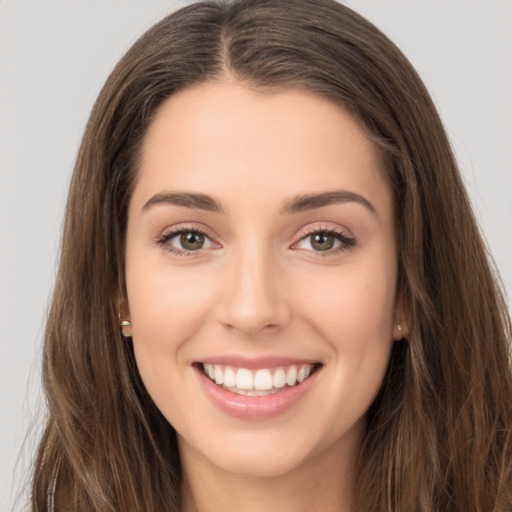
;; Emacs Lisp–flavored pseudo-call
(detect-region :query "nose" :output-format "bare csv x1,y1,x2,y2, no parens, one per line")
216,243,291,337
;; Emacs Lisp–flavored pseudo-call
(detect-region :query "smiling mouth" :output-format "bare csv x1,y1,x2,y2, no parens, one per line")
198,362,321,396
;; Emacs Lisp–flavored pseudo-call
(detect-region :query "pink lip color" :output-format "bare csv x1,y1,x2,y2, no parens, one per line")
195,365,319,420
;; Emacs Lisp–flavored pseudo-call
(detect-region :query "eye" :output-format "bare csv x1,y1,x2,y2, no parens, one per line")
294,229,356,254
177,231,206,251
156,227,217,255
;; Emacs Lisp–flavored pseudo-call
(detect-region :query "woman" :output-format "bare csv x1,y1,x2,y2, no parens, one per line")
32,0,512,510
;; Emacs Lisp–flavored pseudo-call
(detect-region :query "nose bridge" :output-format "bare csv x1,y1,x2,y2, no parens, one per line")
219,235,289,336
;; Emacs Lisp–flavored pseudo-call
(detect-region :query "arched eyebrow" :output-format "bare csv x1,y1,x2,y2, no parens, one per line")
281,191,376,215
141,190,376,215
142,192,225,213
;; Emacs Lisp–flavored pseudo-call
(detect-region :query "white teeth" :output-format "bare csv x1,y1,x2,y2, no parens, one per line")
204,363,215,380
297,365,312,382
254,369,273,390
214,365,224,385
224,367,236,387
286,366,297,386
272,367,287,388
236,368,253,390
202,363,316,392
234,389,279,397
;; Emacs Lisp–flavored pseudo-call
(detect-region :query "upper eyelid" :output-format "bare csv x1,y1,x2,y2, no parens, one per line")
291,225,356,252
159,223,215,239
155,224,218,249
294,223,354,239
156,227,219,257
155,222,354,246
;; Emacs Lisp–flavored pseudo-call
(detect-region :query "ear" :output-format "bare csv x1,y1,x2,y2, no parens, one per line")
392,293,410,341
118,297,133,338
392,322,407,341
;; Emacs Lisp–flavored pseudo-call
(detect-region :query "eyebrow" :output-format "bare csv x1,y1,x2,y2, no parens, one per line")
142,192,225,213
141,189,376,216
281,190,376,215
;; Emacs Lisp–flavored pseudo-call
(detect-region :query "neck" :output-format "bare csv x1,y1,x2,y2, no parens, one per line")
179,432,361,512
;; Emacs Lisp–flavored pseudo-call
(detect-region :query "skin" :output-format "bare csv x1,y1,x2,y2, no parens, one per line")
123,79,404,512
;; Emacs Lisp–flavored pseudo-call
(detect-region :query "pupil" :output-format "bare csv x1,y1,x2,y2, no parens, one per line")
181,232,204,250
311,233,334,251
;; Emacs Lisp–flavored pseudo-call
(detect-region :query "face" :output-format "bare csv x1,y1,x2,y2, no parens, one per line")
124,80,402,479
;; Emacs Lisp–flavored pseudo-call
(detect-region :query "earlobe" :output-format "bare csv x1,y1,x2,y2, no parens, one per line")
393,322,407,340
121,319,133,338
393,294,410,340
118,298,133,338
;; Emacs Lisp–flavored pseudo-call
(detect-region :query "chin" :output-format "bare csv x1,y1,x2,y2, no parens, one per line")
198,442,314,478
177,415,364,481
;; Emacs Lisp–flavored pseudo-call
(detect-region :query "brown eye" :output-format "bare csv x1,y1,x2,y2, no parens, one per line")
310,233,335,251
294,229,356,254
180,232,205,250
157,228,216,255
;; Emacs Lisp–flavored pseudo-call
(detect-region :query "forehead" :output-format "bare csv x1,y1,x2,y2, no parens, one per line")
133,80,391,217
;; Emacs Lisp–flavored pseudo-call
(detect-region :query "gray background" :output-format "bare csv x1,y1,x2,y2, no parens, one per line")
1,1,511,510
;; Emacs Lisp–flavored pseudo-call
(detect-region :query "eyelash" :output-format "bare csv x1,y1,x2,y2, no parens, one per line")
155,225,212,257
155,226,356,257
294,227,356,256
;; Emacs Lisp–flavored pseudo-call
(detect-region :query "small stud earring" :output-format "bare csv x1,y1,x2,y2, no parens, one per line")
397,324,402,332
121,320,132,337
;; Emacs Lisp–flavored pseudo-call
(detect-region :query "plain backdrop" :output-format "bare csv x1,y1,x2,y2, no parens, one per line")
1,1,511,510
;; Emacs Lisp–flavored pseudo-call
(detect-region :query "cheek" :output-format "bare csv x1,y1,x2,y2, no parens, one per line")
302,260,397,343
126,258,217,350
296,256,397,405
124,252,218,411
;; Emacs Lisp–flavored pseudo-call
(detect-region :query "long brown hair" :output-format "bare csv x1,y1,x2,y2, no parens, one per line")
32,1,512,510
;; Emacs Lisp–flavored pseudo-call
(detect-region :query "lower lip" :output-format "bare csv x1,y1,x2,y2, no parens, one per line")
195,366,319,420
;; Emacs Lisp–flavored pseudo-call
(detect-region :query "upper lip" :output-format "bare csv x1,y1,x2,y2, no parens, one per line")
195,355,320,370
